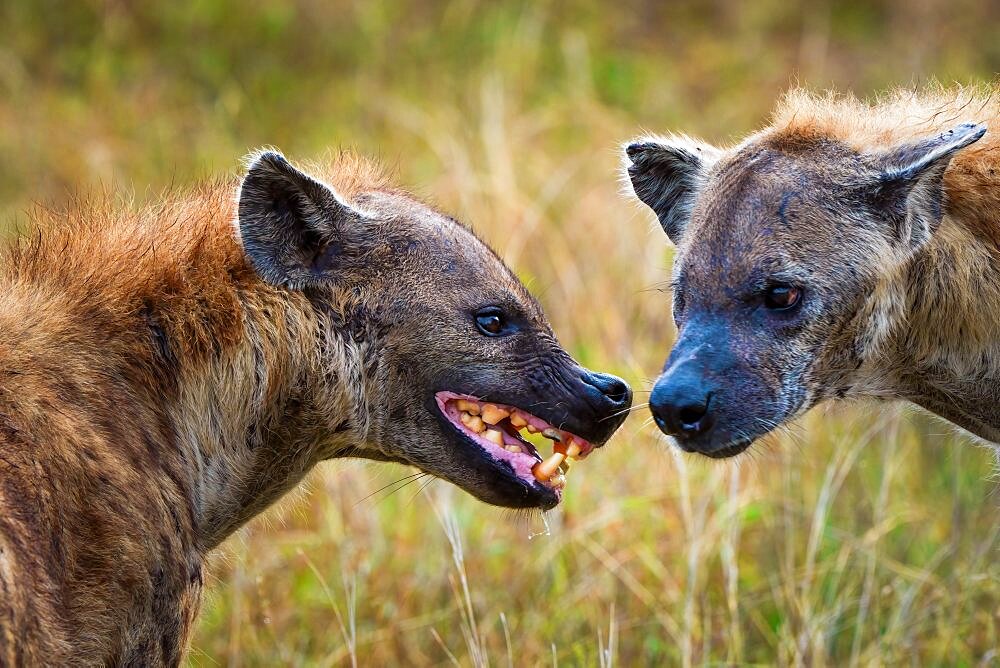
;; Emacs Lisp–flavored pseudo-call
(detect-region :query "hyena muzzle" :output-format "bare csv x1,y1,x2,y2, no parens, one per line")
624,87,999,458
0,150,630,664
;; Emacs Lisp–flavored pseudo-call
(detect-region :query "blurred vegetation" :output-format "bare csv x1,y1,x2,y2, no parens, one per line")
2,0,1000,665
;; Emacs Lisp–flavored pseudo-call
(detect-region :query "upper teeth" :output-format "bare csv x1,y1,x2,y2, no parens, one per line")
460,412,486,434
480,404,511,425
450,396,589,488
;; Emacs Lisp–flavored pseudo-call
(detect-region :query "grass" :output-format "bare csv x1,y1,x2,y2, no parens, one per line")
1,1,1000,664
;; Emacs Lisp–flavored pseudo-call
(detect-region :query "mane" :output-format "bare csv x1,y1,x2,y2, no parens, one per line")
0,150,393,296
0,151,394,365
767,84,1000,229
769,84,1000,151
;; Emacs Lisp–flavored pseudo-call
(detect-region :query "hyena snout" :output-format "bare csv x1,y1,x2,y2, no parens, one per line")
649,360,719,450
649,332,767,458
576,370,632,442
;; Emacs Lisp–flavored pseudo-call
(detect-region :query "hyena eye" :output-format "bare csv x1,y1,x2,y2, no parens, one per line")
764,284,802,311
474,307,506,336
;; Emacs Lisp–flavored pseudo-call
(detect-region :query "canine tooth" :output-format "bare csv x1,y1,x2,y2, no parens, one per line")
526,424,540,434
549,473,566,488
541,428,562,442
505,444,523,453
531,452,565,481
555,439,582,458
456,399,480,415
484,427,505,446
460,412,486,433
509,412,527,428
480,404,511,425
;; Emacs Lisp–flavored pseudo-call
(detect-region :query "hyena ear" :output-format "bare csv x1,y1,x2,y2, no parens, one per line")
624,137,720,244
871,122,987,248
237,150,369,289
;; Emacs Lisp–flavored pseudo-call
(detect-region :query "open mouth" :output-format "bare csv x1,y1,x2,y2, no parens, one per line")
435,391,596,498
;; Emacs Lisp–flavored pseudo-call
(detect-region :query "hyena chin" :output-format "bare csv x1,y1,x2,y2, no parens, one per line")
624,86,1000,459
0,150,630,664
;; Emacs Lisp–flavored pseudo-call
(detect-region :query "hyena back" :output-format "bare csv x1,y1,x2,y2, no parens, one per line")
625,87,999,457
0,151,630,664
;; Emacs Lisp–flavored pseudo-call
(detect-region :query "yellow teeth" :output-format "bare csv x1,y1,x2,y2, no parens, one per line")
460,412,486,434
484,427,505,446
531,452,565,482
480,404,511,425
449,397,590,490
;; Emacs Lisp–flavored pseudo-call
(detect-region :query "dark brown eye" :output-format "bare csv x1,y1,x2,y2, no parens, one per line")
474,308,505,336
764,285,802,311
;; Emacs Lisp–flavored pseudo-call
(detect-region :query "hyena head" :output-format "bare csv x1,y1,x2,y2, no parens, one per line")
237,151,631,509
624,121,986,458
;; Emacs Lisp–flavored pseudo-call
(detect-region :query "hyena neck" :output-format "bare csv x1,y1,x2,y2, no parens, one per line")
159,247,375,551
878,218,1000,441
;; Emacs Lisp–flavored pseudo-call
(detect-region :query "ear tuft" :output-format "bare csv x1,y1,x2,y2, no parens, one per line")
237,149,367,289
880,122,986,182
623,136,719,244
872,122,987,248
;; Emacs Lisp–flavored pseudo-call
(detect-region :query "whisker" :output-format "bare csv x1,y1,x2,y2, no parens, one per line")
354,471,427,505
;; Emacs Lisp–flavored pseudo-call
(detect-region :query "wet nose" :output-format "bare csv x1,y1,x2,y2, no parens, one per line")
581,371,632,411
649,372,715,440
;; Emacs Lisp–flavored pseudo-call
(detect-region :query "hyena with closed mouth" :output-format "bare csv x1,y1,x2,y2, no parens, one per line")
624,87,999,458
0,150,631,664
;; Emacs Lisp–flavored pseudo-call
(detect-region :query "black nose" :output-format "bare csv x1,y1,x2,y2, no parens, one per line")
581,371,632,410
649,374,715,439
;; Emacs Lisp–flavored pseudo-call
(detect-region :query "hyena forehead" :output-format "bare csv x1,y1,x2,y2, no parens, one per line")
358,190,543,311
635,119,988,299
678,138,882,281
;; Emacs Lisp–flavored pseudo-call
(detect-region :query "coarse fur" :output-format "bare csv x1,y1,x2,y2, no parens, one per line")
625,84,1000,456
0,151,629,664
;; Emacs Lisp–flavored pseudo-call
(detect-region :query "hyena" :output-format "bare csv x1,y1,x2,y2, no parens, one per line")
0,150,631,664
624,87,999,457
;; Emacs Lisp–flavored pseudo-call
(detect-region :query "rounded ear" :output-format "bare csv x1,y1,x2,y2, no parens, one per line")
623,136,720,244
237,150,369,289
870,122,987,249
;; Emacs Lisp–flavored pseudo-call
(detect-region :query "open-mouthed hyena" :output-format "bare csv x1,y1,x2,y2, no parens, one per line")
624,87,999,458
0,150,631,664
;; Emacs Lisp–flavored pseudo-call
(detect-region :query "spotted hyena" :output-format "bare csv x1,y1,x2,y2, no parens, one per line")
624,87,999,457
0,150,631,664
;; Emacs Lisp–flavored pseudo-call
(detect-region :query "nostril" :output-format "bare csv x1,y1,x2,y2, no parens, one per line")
582,372,632,407
650,379,714,438
603,379,630,404
677,404,706,427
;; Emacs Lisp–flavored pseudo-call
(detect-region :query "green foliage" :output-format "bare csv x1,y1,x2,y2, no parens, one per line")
1,1,999,664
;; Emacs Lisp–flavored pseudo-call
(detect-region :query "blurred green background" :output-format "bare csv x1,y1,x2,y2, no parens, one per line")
2,1,999,665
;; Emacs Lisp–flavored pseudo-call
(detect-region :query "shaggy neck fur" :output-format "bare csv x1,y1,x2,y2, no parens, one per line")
0,172,383,553
886,219,1000,441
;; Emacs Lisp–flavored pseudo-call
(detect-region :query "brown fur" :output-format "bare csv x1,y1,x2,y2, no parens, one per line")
0,151,630,664
626,85,1000,456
